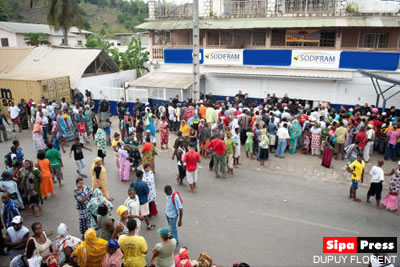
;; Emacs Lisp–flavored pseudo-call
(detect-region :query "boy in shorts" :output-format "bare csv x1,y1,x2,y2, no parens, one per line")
183,144,201,193
69,137,92,177
347,154,365,202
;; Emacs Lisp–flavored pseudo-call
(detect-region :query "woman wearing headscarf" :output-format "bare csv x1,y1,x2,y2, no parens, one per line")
94,129,107,165
101,239,123,267
160,116,169,149
72,228,107,267
142,137,158,172
32,120,47,151
150,227,177,267
87,188,113,229
63,109,76,142
145,111,156,141
54,223,82,265
0,170,24,209
310,122,322,156
199,120,211,157
112,205,129,239
17,160,42,216
288,118,302,154
90,157,111,201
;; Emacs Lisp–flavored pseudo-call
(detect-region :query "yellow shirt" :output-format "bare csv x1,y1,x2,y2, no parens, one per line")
118,235,148,267
334,126,348,144
180,124,190,137
348,160,365,180
112,139,120,157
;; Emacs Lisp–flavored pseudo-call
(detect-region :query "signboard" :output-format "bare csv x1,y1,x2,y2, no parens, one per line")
291,50,341,69
285,30,320,43
203,49,243,65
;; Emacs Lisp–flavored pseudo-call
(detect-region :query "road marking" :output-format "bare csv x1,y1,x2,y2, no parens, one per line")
251,211,359,234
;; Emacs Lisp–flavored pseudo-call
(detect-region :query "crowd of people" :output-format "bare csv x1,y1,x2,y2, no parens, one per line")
0,88,399,266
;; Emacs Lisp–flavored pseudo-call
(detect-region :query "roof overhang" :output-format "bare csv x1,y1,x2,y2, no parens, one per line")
137,16,400,30
204,66,353,80
128,72,195,89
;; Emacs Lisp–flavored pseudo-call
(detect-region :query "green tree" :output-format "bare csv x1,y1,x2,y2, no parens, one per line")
85,34,111,51
24,33,51,46
114,37,149,77
0,0,8,21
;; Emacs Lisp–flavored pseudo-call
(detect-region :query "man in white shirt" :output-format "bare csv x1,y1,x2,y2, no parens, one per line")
364,124,375,162
8,102,21,132
367,160,384,208
275,123,289,158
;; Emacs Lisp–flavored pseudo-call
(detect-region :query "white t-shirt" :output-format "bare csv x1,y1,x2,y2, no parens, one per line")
277,127,289,140
369,166,384,183
124,196,141,234
8,106,20,119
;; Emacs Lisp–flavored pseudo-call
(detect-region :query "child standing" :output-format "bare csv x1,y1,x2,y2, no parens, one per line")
103,119,112,146
245,130,254,159
346,154,365,202
233,127,241,167
259,127,269,166
70,137,92,178
124,188,144,234
118,146,131,183
76,118,89,144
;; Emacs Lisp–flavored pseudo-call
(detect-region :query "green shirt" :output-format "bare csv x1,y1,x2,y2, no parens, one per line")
224,138,236,155
124,138,139,148
45,148,61,169
154,239,177,267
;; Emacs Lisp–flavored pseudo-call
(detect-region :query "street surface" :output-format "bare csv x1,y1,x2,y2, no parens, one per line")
0,122,399,266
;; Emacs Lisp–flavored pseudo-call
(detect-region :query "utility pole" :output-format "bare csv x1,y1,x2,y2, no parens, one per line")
192,0,200,102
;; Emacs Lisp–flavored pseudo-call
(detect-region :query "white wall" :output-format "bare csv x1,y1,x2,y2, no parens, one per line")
77,70,137,101
349,0,400,13
204,72,400,108
0,29,18,47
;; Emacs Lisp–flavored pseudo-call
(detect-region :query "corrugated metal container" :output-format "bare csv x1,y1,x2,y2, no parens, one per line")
0,73,71,113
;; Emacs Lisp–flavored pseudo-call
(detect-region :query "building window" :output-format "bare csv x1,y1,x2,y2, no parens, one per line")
252,31,266,46
271,30,285,46
220,31,233,46
78,40,82,46
319,31,335,47
1,38,9,47
207,31,219,46
362,33,388,48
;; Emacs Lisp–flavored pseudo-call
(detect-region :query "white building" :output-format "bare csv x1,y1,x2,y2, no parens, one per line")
0,21,91,48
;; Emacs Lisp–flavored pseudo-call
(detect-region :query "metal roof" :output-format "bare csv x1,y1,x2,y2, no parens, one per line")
0,73,69,81
0,47,34,74
203,66,353,80
128,72,194,89
10,47,118,88
0,21,91,36
136,16,400,30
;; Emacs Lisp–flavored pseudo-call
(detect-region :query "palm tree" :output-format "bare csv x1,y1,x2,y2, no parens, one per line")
24,33,51,46
47,0,82,46
30,0,82,46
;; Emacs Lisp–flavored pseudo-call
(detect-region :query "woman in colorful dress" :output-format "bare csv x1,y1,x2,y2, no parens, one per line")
143,163,158,217
288,118,302,154
94,129,107,165
160,116,169,149
35,151,54,200
117,146,131,183
345,122,356,147
74,178,92,239
54,223,82,265
142,137,158,172
87,188,113,229
56,109,67,149
73,228,107,267
63,109,75,142
310,122,322,156
17,160,43,216
18,99,29,130
32,120,47,151
90,157,111,201
381,166,400,215
84,105,94,141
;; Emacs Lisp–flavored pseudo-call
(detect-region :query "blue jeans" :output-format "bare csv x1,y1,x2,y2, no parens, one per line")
275,139,287,158
256,145,261,161
166,215,179,243
384,143,397,161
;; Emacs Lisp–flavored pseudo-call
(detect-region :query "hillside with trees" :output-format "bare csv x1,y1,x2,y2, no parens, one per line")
0,0,148,33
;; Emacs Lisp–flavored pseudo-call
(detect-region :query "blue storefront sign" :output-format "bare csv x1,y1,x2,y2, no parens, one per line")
163,48,399,71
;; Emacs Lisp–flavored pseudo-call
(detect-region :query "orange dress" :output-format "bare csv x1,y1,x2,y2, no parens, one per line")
36,159,54,198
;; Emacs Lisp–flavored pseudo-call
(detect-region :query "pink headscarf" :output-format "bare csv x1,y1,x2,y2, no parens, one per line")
32,119,43,134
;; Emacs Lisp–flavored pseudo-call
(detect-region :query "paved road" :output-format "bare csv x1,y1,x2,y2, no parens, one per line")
0,130,399,266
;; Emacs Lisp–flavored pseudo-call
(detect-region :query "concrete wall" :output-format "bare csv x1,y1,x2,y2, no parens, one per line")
203,71,400,108
77,70,137,101
0,29,18,47
349,0,400,13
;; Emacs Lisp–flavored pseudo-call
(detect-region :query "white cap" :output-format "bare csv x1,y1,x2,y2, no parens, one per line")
11,215,22,224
